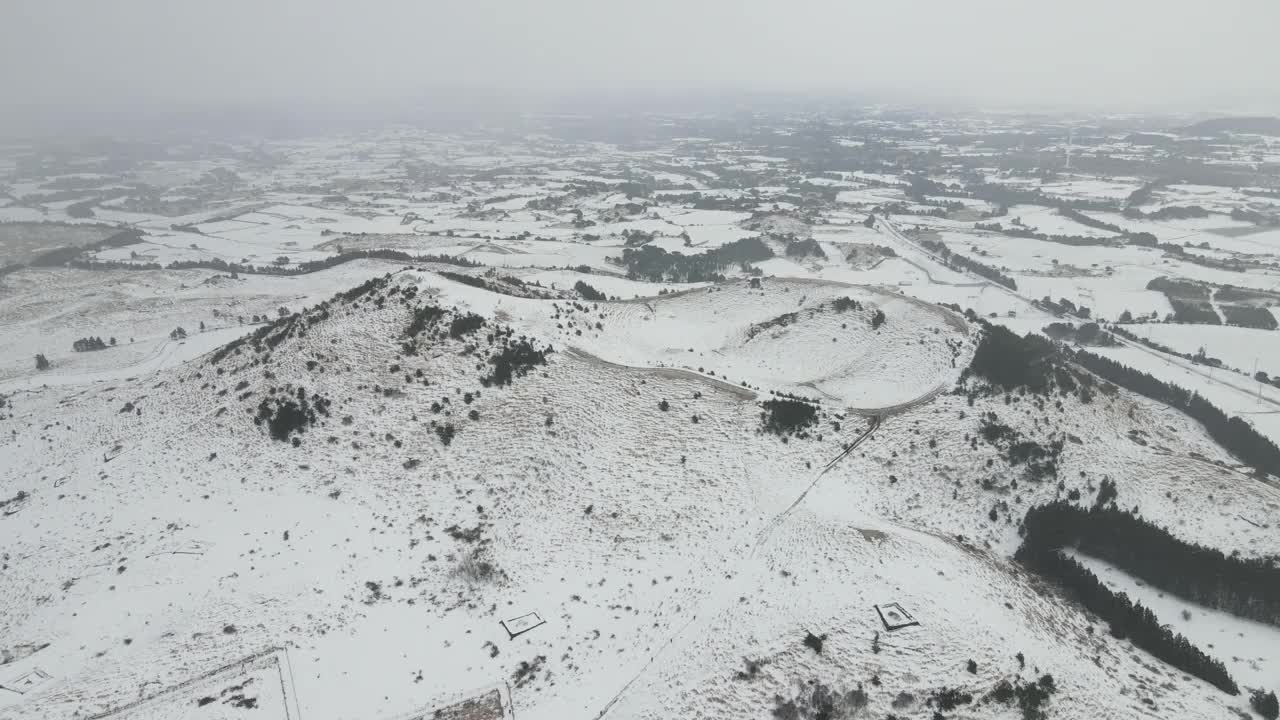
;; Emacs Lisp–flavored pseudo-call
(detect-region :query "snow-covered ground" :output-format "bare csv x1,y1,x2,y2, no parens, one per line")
3,117,1279,720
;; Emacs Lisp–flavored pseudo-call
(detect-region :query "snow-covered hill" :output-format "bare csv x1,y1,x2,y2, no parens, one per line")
1,273,1276,720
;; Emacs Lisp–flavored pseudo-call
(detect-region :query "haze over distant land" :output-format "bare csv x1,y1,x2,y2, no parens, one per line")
2,0,1279,124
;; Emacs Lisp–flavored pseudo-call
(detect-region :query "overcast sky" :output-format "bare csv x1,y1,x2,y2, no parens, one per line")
4,0,1279,114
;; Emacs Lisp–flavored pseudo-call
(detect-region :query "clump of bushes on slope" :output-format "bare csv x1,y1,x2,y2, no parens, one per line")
986,674,1057,720
771,681,868,720
831,297,862,313
760,398,818,438
481,338,549,387
449,312,486,339
254,387,332,444
406,305,446,338
574,280,607,301
977,413,1063,481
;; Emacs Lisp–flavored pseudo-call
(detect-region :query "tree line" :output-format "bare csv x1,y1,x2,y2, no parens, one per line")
68,248,479,276
1021,502,1280,626
1070,348,1280,476
72,336,113,352
919,239,1018,290
1015,514,1239,696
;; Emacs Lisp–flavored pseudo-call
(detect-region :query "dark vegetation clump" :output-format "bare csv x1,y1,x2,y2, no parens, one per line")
802,631,826,654
746,312,799,340
785,238,827,260
928,687,973,712
1017,503,1240,695
1252,690,1279,720
435,424,456,446
870,309,886,329
406,305,446,337
831,297,862,313
963,324,1058,394
1222,304,1279,330
735,657,767,681
771,682,868,720
481,339,549,387
253,387,331,443
511,656,546,689
761,399,818,438
987,675,1057,720
72,336,109,352
574,280,607,301
449,312,485,338
616,237,774,282
977,414,1064,481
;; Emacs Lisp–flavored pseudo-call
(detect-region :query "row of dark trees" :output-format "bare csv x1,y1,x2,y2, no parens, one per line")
72,336,113,352
1017,504,1239,696
1123,205,1210,221
66,248,479,276
975,221,1117,248
1070,348,1280,476
1015,531,1239,695
1021,502,1280,625
919,239,1018,290
977,210,1158,248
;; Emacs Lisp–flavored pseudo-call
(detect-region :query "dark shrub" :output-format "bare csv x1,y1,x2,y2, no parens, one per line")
575,280,606,301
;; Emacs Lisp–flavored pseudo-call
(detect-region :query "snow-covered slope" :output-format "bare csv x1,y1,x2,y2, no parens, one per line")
420,275,971,412
0,274,1275,720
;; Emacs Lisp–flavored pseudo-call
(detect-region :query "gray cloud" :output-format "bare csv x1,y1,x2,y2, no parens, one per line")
4,0,1279,113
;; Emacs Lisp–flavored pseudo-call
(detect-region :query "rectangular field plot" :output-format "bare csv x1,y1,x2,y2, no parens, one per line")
389,688,507,720
87,648,295,720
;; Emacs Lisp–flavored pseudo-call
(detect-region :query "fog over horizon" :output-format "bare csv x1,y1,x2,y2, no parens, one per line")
4,0,1280,121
